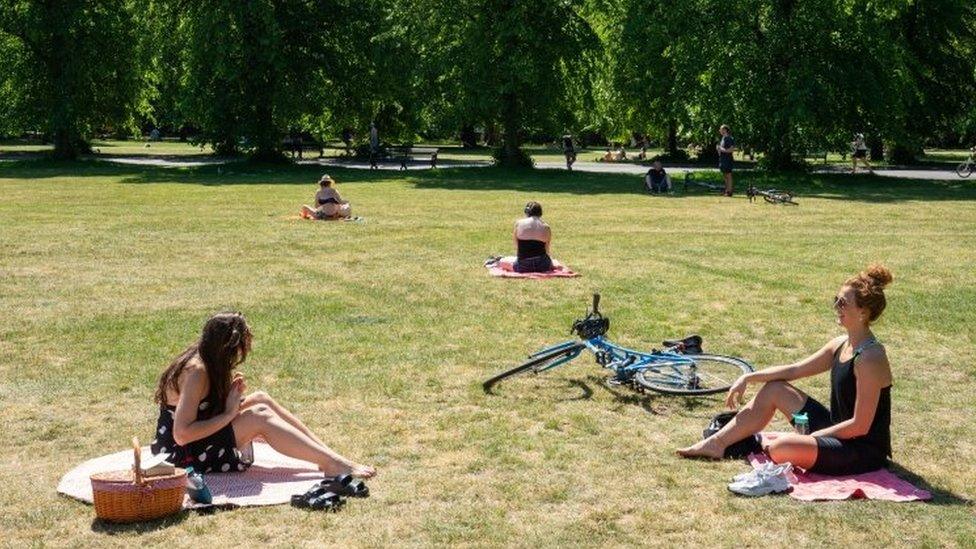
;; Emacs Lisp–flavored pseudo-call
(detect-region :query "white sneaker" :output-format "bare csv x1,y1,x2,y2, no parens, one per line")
731,460,778,483
728,462,793,496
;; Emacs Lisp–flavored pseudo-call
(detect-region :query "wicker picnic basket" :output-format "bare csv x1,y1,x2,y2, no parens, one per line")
90,437,186,523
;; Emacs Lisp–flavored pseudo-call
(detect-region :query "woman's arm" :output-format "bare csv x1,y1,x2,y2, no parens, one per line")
544,226,552,254
726,336,844,408
171,367,242,446
811,349,890,439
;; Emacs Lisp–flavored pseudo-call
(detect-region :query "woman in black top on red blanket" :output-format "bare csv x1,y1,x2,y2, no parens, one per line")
151,312,375,478
513,201,553,273
678,265,894,475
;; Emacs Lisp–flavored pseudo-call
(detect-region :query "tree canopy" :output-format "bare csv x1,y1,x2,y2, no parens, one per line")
0,0,973,165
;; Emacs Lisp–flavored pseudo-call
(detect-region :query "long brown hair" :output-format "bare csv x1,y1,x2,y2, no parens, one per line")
154,312,252,414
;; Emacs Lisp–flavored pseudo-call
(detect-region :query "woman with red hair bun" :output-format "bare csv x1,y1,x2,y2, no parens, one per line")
678,265,894,477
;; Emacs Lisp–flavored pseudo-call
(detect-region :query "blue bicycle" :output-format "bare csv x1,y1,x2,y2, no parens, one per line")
483,294,754,395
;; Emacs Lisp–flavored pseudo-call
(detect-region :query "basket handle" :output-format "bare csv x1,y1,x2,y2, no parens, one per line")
132,436,144,485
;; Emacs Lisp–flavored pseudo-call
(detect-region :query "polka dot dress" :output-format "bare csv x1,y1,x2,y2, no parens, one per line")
151,398,251,474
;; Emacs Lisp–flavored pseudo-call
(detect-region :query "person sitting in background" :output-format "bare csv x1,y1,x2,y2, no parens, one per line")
602,147,615,162
300,175,352,220
616,145,628,161
644,161,671,193
513,201,553,273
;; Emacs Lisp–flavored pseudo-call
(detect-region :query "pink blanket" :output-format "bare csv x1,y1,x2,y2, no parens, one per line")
748,440,931,502
58,442,324,508
486,256,579,279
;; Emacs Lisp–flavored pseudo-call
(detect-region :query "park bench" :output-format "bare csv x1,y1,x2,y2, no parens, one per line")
382,145,439,170
283,135,324,159
792,150,829,164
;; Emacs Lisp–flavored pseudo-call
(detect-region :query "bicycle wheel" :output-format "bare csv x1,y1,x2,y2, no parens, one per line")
483,343,585,393
957,162,973,178
633,353,753,395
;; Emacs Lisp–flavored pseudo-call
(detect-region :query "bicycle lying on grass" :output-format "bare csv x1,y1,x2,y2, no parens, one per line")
957,147,975,179
483,295,755,396
746,186,798,205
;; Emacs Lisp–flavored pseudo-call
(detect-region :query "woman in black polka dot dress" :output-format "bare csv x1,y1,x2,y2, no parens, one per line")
152,395,250,473
151,312,376,478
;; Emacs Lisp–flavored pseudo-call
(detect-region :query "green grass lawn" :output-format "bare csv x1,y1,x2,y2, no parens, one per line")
1,160,975,546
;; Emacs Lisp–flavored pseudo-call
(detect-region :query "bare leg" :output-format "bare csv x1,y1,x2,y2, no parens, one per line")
724,172,733,195
677,381,807,459
765,433,818,469
233,404,376,478
241,391,329,449
300,205,316,219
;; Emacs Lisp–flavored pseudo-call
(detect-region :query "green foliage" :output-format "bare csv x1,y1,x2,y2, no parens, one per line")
395,0,601,165
0,0,144,158
1,0,974,167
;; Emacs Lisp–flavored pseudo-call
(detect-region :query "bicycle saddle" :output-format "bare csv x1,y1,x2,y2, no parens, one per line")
572,315,609,339
662,335,703,354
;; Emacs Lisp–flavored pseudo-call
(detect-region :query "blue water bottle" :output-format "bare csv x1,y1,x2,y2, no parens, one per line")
185,466,213,504
792,412,810,435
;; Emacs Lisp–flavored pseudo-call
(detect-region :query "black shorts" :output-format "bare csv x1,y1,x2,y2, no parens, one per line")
514,255,553,273
792,397,887,475
853,149,867,159
719,160,733,174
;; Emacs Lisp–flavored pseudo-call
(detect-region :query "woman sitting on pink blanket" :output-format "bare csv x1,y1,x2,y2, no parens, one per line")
513,201,553,273
151,312,375,478
678,264,894,476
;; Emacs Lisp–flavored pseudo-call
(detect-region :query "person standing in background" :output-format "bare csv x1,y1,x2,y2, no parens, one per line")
717,125,736,196
851,133,873,174
369,122,379,169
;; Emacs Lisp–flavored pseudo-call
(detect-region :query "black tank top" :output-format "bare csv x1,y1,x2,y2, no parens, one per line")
831,341,892,456
318,197,338,205
517,239,548,259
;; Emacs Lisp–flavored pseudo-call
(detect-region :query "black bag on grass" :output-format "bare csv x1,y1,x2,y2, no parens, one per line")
703,411,763,459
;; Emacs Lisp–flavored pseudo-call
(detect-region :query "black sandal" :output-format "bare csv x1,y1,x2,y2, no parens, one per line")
317,474,370,498
308,491,345,511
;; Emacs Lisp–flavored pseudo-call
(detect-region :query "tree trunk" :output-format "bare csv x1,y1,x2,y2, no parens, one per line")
460,125,478,148
667,120,678,156
51,127,86,160
497,92,529,167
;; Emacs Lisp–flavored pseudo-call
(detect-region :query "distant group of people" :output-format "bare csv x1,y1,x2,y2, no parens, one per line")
641,124,736,196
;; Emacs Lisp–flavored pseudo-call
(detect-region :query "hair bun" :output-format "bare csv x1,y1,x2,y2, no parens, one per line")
863,263,893,288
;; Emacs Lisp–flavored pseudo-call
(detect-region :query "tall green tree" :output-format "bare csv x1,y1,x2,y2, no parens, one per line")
167,0,398,159
399,0,600,165
0,0,144,158
889,0,976,160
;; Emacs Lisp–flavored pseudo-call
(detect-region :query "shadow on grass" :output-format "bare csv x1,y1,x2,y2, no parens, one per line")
887,462,974,507
408,167,976,203
0,157,389,186
588,374,717,416
4,157,976,203
89,504,240,535
481,377,594,402
90,510,189,534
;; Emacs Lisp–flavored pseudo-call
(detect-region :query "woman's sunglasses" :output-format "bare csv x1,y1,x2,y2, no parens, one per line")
833,296,850,309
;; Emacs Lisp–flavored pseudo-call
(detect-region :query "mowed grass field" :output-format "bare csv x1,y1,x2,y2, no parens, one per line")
1,160,975,547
